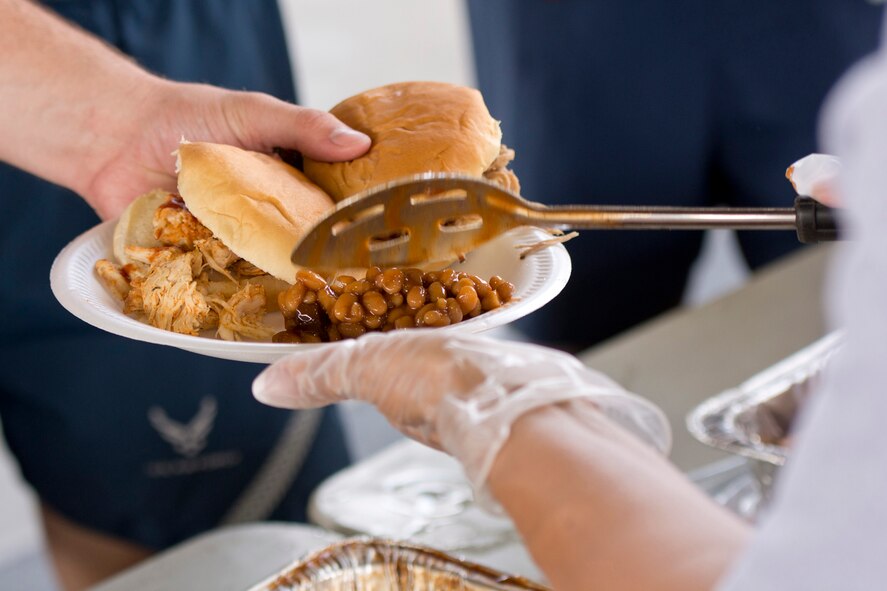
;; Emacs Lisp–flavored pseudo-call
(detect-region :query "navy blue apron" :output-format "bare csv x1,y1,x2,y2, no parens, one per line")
469,0,882,349
0,0,349,549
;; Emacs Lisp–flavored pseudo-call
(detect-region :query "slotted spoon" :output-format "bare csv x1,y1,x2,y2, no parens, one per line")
291,173,838,269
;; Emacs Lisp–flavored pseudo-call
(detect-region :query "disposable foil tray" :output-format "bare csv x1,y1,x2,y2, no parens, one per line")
686,332,842,514
687,332,841,464
249,538,550,591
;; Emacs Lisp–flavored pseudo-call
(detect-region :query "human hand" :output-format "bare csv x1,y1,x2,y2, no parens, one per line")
78,79,370,220
252,330,670,508
786,153,842,206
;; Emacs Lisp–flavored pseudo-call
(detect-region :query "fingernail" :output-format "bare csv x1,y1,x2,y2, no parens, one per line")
329,127,370,147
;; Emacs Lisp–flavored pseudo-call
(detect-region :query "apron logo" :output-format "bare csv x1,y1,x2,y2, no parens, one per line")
148,396,217,458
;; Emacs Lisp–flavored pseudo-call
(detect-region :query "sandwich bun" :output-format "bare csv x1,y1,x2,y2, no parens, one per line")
176,142,335,282
303,81,505,202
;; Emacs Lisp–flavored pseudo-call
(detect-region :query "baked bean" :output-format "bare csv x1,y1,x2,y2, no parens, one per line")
365,266,383,282
317,286,337,314
329,277,348,295
406,286,427,309
362,291,388,316
378,268,404,294
404,268,424,286
496,281,515,301
272,330,301,343
278,283,306,317
388,292,404,308
278,267,514,342
481,290,501,311
299,332,323,344
454,277,475,292
387,306,412,323
421,309,450,327
346,279,372,295
475,282,493,298
415,303,437,325
363,315,383,330
394,316,415,330
296,269,326,291
428,281,446,302
457,285,479,314
440,268,457,287
338,322,366,339
332,293,361,323
446,298,463,323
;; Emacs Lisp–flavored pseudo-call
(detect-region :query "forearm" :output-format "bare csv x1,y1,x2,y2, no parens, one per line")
488,404,750,591
0,0,163,194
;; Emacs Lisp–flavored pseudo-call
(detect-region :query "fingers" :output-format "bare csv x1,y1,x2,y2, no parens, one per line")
252,340,359,408
224,92,370,162
786,154,842,206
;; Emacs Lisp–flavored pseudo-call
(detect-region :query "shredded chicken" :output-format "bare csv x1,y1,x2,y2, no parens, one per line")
231,259,267,277
95,259,130,301
211,283,275,341
95,196,278,340
195,237,239,281
483,144,521,194
516,230,579,259
123,245,181,267
153,200,213,248
140,251,212,336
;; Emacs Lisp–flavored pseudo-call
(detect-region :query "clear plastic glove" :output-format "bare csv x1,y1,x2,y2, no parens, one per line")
253,330,671,510
786,153,842,206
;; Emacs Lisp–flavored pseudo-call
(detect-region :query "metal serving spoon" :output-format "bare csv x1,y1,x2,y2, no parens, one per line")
291,173,838,269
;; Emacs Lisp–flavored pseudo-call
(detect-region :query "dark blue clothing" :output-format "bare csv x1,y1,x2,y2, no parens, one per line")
0,0,350,550
469,0,882,349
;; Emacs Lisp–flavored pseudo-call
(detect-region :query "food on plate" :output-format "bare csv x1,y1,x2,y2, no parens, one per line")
94,141,333,340
93,140,518,343
274,267,515,343
303,81,520,201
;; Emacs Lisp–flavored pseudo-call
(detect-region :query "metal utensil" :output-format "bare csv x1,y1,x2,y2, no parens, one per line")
291,173,839,269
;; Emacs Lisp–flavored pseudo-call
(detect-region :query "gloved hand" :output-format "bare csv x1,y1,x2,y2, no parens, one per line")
786,153,842,206
253,330,671,510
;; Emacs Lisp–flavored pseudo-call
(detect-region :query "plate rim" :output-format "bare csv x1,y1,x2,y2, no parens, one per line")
50,221,571,362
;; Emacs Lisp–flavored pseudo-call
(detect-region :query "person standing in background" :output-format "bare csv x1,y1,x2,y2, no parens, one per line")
468,0,882,350
0,1,370,589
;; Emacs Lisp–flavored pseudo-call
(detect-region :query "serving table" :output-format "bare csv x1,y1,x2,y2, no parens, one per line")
91,244,832,591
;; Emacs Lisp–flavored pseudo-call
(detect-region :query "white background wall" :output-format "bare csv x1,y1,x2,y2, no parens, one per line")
0,1,747,587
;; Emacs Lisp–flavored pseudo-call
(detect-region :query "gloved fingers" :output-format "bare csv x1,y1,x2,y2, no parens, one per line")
786,153,842,206
252,339,360,408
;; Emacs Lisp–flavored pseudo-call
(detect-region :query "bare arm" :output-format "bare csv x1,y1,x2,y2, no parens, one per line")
488,404,750,591
0,0,369,219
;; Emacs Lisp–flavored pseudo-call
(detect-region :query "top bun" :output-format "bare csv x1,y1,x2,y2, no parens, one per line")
177,142,335,282
303,81,504,201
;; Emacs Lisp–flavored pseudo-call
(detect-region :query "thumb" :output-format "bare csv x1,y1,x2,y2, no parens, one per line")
225,92,371,162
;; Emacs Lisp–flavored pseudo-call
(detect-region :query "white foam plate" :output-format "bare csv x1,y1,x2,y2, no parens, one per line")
51,221,571,364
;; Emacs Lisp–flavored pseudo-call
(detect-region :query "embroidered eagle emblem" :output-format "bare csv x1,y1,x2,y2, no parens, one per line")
148,396,217,458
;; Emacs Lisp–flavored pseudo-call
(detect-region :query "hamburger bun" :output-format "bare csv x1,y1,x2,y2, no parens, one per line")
176,142,335,282
303,81,506,201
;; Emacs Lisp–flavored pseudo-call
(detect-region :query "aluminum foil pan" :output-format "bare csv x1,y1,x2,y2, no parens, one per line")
248,538,550,591
686,331,842,514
